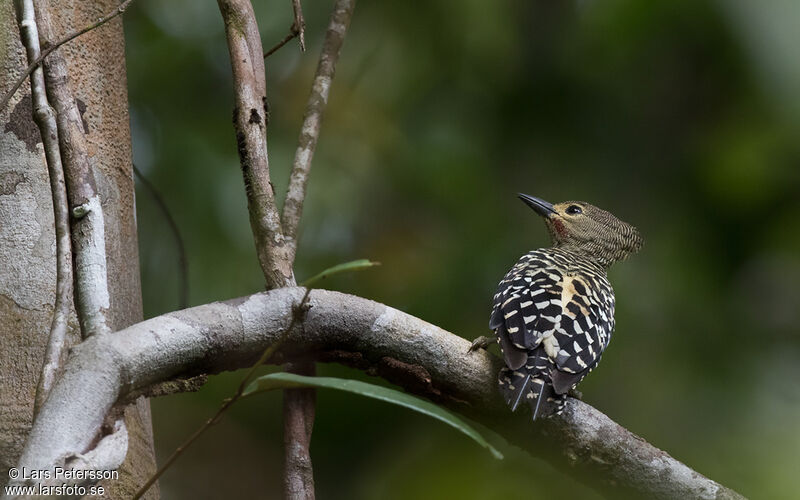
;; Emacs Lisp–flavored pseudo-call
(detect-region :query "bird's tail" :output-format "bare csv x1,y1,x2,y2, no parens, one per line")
498,349,552,420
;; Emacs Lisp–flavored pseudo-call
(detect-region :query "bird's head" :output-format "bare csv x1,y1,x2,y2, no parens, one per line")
518,193,643,268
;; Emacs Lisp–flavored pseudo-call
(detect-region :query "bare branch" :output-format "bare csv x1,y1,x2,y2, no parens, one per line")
131,393,231,500
262,0,307,59
13,0,75,416
291,0,306,52
216,1,317,495
0,0,136,113
13,289,745,500
132,289,312,499
282,0,356,266
217,0,294,289
281,0,355,266
264,30,299,59
283,360,315,500
279,2,356,495
33,0,112,338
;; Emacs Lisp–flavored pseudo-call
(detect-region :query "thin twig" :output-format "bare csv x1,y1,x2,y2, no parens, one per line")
131,396,233,500
291,0,306,52
264,30,298,59
263,0,306,59
132,164,189,310
13,0,75,417
0,0,136,113
281,0,357,266
131,289,312,500
34,0,113,339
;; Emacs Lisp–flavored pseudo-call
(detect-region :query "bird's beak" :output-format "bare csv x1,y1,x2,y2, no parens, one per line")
518,193,556,217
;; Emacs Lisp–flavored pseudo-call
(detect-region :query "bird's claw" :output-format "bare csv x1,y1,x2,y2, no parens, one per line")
468,335,496,353
568,388,583,400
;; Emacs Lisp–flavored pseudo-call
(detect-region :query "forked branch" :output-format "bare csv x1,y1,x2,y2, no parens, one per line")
278,2,357,496
217,1,314,497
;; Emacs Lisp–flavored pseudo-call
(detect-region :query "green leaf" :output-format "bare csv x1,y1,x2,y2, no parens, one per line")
243,372,503,460
301,259,380,287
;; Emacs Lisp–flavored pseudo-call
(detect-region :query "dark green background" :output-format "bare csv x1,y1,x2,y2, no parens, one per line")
124,0,800,498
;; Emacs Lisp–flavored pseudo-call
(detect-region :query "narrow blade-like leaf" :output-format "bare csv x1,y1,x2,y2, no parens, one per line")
244,372,503,459
300,259,380,287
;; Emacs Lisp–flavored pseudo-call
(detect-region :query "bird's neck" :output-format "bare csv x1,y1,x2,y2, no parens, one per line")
549,245,612,273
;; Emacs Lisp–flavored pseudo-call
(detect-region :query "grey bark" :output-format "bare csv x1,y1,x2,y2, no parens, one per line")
12,0,74,417
215,2,314,497
0,1,157,497
11,288,744,500
217,0,295,290
34,0,113,339
282,0,356,265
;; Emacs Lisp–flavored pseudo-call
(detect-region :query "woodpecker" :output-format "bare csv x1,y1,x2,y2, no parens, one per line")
473,194,642,420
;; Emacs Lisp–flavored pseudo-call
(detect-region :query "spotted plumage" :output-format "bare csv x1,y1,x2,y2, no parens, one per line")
487,194,642,419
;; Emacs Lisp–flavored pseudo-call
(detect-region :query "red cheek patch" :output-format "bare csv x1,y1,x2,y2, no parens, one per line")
552,219,568,238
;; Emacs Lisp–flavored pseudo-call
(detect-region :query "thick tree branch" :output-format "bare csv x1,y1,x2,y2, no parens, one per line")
13,0,74,416
132,289,312,500
217,0,294,289
281,0,356,265
34,0,112,338
18,1,127,484
11,289,744,500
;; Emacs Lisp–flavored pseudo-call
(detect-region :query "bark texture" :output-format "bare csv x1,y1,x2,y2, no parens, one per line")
0,1,157,497
217,0,294,290
282,0,356,265
34,0,112,339
12,288,744,500
217,2,317,497
12,0,74,417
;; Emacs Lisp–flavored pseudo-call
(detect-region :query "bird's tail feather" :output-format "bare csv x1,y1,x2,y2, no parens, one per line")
498,368,531,411
498,349,555,419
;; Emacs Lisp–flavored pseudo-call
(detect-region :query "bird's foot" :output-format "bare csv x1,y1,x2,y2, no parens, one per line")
568,388,583,400
468,335,497,353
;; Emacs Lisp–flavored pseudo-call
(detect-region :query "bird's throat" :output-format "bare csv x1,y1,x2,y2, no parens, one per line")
551,218,569,239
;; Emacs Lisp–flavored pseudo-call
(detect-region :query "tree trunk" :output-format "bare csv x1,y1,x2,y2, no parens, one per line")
0,1,158,497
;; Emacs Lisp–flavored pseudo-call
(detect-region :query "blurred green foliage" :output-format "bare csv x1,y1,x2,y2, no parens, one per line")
125,0,800,498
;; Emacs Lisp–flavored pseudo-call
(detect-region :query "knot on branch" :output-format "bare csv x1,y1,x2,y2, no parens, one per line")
72,202,91,219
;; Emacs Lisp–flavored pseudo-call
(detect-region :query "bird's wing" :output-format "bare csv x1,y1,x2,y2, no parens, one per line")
490,258,564,370
550,275,614,394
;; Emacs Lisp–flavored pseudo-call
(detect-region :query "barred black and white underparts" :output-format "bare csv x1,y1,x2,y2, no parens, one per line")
491,248,615,418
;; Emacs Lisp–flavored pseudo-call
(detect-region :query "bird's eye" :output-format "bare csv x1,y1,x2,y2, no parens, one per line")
566,205,582,215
